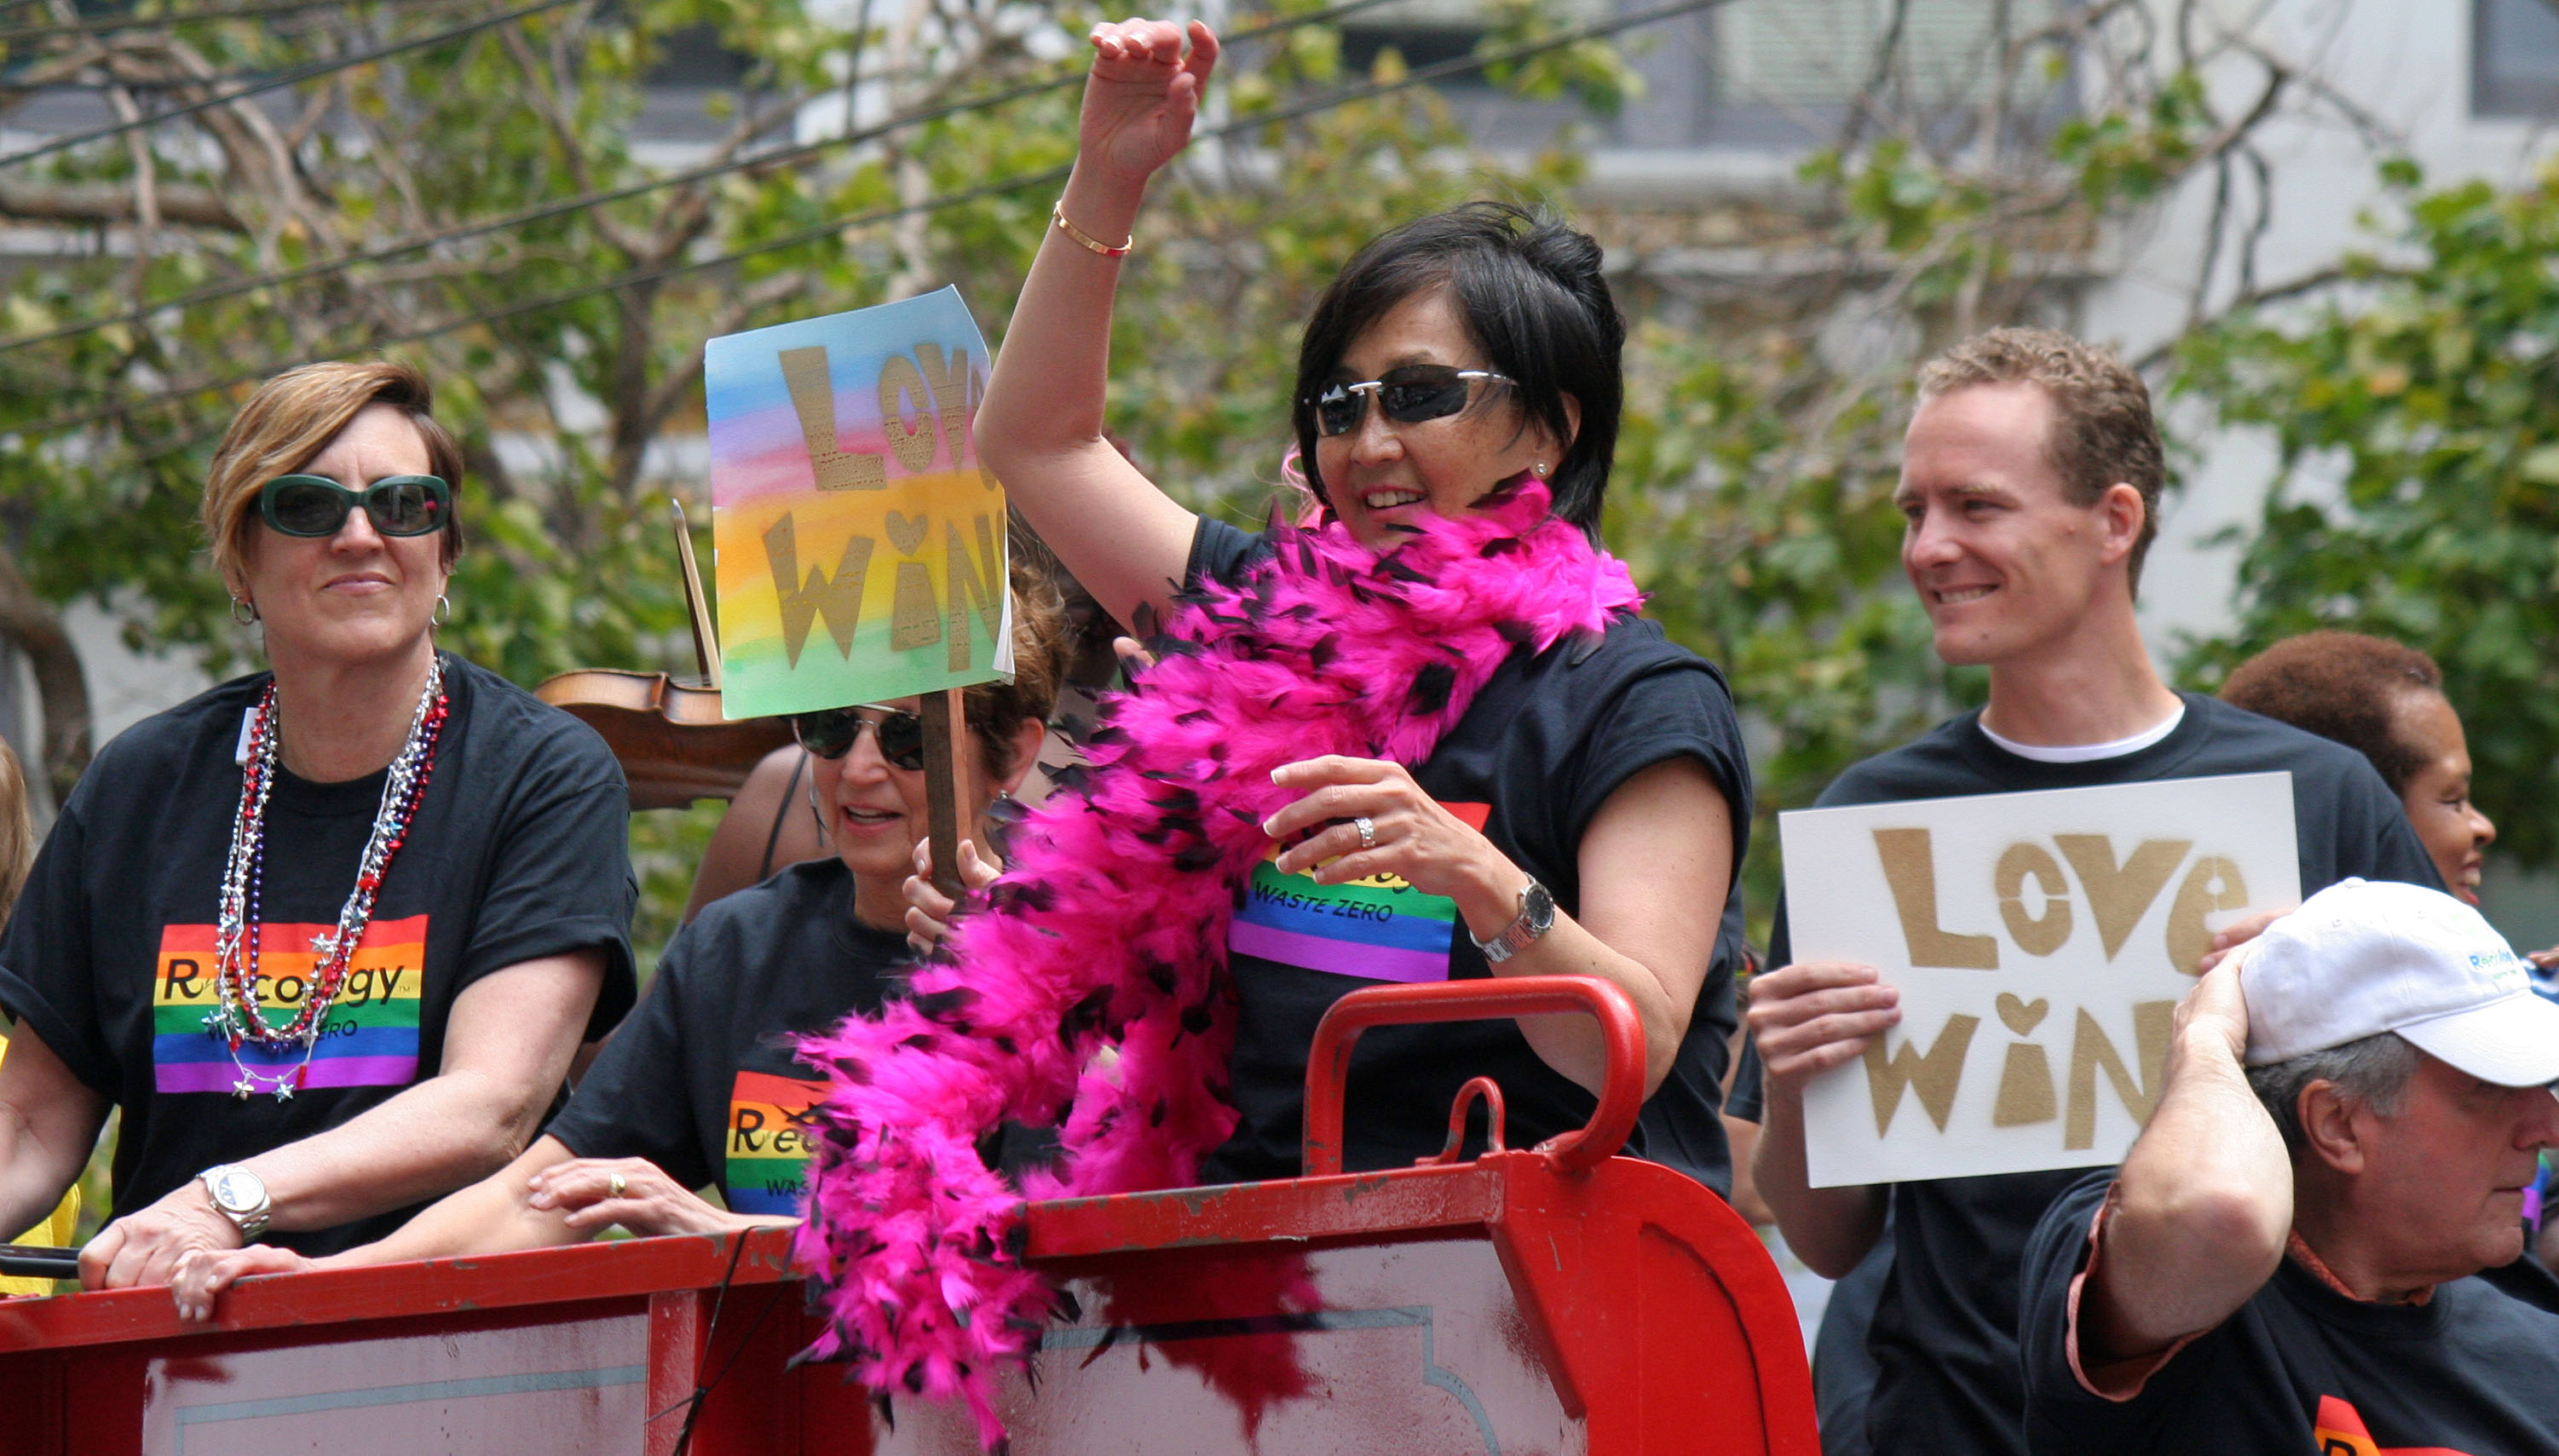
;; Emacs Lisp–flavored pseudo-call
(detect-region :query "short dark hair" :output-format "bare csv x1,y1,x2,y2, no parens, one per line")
2220,631,2445,794
1916,327,2165,590
1290,201,1624,538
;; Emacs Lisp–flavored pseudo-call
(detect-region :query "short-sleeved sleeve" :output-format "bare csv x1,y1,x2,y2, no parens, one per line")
1558,657,1751,879
455,714,638,1038
2019,1169,2176,1453
1185,517,1274,592
0,793,107,1095
546,937,711,1191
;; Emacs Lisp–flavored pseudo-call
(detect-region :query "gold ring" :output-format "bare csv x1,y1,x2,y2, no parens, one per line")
608,1171,626,1199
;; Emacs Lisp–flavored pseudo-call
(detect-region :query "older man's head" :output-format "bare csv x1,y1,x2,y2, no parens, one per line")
2238,878,2559,1284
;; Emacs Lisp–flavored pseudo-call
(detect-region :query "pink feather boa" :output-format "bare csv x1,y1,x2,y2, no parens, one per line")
791,481,1639,1446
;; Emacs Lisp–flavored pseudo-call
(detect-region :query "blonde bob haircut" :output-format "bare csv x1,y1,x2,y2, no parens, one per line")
203,360,466,588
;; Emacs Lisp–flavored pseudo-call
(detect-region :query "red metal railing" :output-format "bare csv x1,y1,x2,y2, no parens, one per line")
1301,974,1646,1176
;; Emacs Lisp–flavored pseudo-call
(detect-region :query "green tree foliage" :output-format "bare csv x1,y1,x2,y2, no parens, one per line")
0,0,1621,685
2173,161,2559,866
0,0,1613,940
1606,17,2245,935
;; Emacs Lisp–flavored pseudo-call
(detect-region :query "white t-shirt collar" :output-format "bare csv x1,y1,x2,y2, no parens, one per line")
1977,700,2186,764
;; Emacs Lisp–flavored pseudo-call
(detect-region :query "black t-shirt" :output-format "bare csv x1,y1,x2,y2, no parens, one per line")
2021,1170,2559,1455
1185,519,1755,1191
549,858,908,1215
1725,695,2441,1456
0,654,637,1254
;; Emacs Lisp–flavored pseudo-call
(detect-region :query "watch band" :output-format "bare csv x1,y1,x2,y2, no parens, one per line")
1474,878,1556,964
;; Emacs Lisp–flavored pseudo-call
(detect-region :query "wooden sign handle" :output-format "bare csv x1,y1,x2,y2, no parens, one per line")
919,687,971,900
670,498,721,689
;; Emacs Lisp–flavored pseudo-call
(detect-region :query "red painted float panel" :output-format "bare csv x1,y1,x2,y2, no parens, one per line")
0,979,1817,1454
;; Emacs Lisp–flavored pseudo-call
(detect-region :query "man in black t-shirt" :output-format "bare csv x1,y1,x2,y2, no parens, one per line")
2020,879,2559,1454
1729,329,2440,1456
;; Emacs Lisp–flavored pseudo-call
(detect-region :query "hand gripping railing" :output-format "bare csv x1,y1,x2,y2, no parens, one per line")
1300,975,1645,1178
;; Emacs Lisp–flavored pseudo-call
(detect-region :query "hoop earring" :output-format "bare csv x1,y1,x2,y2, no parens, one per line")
434,595,451,625
229,597,258,625
804,761,831,849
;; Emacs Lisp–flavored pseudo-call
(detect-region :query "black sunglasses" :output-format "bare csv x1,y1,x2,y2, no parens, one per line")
792,705,925,770
258,474,452,538
1309,365,1515,439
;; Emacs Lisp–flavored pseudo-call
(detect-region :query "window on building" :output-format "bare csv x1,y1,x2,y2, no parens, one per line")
1706,0,2065,143
1315,0,2068,152
2475,0,2559,118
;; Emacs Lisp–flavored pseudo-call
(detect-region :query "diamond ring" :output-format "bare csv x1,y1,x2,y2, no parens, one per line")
1354,815,1377,850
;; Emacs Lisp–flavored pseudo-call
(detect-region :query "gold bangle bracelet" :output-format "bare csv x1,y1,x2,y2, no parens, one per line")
1052,199,1133,258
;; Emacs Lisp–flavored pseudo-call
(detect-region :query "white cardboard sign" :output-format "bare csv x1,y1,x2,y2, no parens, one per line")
1780,772,2300,1188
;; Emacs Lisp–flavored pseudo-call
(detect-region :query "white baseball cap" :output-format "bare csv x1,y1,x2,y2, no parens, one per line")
2238,878,2559,1086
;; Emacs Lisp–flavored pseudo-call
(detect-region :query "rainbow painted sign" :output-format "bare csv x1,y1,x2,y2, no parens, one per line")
705,288,1012,718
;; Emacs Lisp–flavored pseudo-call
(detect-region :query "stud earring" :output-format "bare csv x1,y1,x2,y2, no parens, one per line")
1531,462,1548,479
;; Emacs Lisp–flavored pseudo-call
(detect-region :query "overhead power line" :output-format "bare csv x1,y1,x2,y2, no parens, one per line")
0,0,579,170
0,0,1417,359
0,0,464,47
15,0,1729,441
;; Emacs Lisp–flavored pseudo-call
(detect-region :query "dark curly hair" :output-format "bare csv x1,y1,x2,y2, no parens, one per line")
959,540,1071,780
1289,201,1624,539
2219,631,2444,794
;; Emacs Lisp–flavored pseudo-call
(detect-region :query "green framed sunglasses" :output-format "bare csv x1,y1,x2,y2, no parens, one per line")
256,474,452,538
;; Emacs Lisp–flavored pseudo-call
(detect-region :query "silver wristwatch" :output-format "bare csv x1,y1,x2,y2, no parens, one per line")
1473,878,1557,964
198,1163,272,1240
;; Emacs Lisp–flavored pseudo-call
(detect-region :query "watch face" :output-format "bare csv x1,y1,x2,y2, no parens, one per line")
212,1169,261,1211
1524,881,1557,929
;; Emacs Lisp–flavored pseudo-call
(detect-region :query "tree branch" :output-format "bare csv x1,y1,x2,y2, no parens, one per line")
0,543,92,803
0,176,241,229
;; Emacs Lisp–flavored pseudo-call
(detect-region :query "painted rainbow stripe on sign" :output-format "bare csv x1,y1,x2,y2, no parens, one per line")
1227,803,1490,983
151,915,428,1094
725,1068,827,1216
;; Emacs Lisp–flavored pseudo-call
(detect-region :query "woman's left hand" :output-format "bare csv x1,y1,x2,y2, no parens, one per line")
79,1182,242,1291
1265,757,1507,914
523,1158,737,1238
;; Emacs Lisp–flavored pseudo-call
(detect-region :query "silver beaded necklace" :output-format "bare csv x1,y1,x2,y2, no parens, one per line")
204,654,450,1102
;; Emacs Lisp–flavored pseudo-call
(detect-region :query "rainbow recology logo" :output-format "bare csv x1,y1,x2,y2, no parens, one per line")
152,914,427,1093
1227,803,1490,982
725,1069,827,1215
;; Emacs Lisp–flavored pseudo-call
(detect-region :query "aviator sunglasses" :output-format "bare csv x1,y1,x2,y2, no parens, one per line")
792,705,927,770
1309,365,1516,438
257,474,452,538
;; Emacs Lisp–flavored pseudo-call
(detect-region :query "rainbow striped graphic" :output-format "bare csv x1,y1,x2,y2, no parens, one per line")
725,1069,827,1216
152,914,428,1094
1227,803,1490,983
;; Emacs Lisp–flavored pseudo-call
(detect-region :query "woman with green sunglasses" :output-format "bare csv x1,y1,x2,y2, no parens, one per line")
0,360,640,1298
167,575,1072,1315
